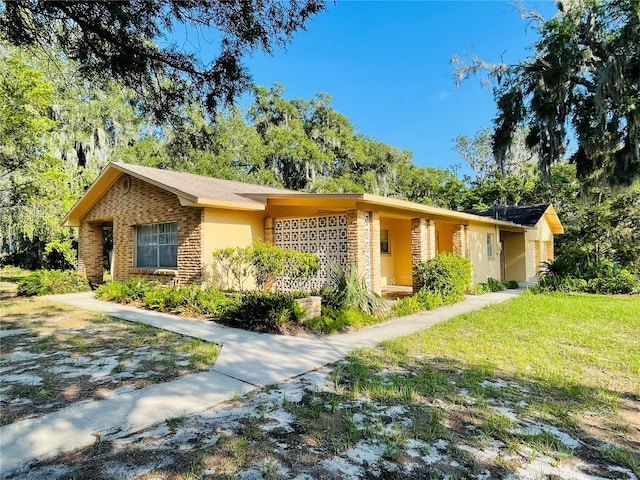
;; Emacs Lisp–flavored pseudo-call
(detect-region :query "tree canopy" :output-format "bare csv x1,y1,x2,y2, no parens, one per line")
454,0,640,188
0,0,325,120
1,42,638,274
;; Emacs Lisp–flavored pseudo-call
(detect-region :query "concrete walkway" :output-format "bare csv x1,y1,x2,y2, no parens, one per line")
1,289,521,476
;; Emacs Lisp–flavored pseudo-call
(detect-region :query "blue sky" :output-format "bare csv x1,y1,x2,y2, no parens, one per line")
190,1,558,173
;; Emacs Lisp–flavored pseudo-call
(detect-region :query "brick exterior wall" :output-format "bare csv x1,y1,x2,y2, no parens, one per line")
264,217,274,245
452,224,470,259
410,218,438,291
426,220,436,259
79,174,203,286
346,209,382,293
369,211,381,295
346,209,363,278
78,222,104,285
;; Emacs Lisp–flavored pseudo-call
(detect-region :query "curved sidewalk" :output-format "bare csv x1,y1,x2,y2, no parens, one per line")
1,289,521,476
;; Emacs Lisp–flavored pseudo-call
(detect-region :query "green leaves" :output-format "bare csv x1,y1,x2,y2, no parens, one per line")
457,0,640,188
212,241,319,292
0,0,325,119
0,47,55,176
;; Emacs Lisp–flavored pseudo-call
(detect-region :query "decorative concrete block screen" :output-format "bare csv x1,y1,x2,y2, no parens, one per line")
273,214,348,291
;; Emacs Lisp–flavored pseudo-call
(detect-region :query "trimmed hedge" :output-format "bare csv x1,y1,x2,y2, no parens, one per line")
17,269,90,296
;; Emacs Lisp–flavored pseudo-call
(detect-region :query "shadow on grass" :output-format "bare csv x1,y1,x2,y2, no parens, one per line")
6,353,637,480
339,351,640,476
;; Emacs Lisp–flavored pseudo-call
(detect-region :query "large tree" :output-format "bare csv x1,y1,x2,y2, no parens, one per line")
455,0,640,187
0,0,325,120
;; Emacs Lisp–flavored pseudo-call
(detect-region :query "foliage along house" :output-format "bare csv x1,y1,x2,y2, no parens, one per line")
63,162,563,293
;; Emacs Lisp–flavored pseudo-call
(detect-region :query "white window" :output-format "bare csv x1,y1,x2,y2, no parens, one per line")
487,233,495,258
380,229,390,254
136,222,177,268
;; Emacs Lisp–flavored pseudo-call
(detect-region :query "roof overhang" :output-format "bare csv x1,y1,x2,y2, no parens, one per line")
247,192,528,231
542,204,564,234
63,163,267,227
63,165,122,227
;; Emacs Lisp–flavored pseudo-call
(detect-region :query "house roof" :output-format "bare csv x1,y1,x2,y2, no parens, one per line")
465,204,564,234
111,162,297,204
63,162,562,234
63,162,298,226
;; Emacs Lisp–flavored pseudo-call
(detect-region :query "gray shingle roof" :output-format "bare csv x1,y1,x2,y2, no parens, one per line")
464,204,551,227
112,162,297,205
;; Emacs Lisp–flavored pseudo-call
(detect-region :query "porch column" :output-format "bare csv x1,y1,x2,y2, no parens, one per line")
78,221,103,286
426,220,436,259
453,224,469,258
347,209,369,287
411,218,435,291
369,211,381,295
264,217,274,245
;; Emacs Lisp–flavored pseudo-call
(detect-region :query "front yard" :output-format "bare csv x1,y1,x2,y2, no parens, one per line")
0,272,220,426
5,292,638,480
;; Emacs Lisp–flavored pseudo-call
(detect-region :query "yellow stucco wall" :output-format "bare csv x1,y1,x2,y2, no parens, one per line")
501,231,526,282
468,223,501,283
379,218,412,286
524,219,555,281
201,208,264,285
435,222,454,253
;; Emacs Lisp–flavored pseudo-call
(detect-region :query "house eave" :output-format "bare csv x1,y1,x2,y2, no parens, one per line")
255,192,527,231
64,163,268,227
179,196,266,211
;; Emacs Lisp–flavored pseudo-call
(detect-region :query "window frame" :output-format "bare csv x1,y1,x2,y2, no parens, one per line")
380,229,390,254
487,232,495,259
135,222,178,269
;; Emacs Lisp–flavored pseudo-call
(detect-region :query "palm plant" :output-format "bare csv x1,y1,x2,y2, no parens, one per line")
325,263,389,317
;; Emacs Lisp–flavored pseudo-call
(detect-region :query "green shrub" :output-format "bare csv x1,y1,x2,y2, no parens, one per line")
468,283,489,295
43,240,77,270
393,296,424,317
212,241,319,292
304,308,377,334
415,289,444,310
413,253,471,304
98,281,232,316
486,278,507,292
17,269,90,296
212,246,253,292
540,249,621,282
586,270,640,295
537,250,639,295
95,279,155,303
283,249,319,291
195,287,231,317
392,289,446,318
323,264,390,316
304,310,349,334
143,286,166,310
505,280,520,289
220,291,306,333
251,240,286,290
536,275,588,293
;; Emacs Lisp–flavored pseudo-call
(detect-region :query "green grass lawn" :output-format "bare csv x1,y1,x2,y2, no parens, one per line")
331,291,640,476
381,291,640,398
5,291,639,479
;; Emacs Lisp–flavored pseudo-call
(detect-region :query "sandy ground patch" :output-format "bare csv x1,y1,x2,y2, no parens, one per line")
1,296,219,426
6,361,638,480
